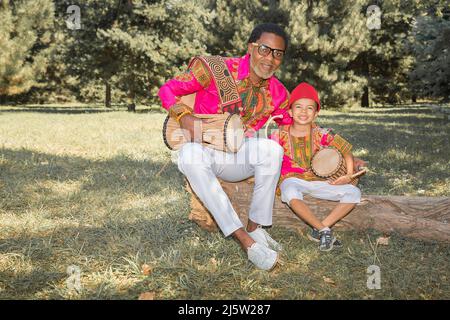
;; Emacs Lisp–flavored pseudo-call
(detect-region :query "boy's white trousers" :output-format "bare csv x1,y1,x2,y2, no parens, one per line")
280,177,361,205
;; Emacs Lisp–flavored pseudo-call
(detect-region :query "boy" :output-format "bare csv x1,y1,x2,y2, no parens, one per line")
270,82,361,251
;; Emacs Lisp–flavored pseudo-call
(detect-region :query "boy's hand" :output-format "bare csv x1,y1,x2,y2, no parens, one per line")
328,175,352,185
354,157,367,171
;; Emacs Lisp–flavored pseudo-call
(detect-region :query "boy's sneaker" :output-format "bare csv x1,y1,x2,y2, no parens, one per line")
319,229,337,251
247,242,278,271
248,226,283,252
308,228,343,248
307,228,321,242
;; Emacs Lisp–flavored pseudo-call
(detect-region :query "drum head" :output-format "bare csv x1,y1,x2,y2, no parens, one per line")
225,114,245,152
311,148,342,177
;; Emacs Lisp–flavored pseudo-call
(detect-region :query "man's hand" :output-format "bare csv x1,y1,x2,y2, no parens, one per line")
328,175,352,185
179,114,202,143
353,157,367,171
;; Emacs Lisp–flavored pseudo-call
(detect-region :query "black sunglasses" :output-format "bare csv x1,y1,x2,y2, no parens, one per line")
251,42,285,60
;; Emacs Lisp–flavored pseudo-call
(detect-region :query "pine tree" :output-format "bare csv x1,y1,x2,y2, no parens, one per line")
409,6,450,101
0,0,56,98
361,0,419,105
280,0,370,108
60,0,214,110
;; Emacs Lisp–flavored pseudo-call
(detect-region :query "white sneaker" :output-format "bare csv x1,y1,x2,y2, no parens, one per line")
248,226,283,252
247,242,278,271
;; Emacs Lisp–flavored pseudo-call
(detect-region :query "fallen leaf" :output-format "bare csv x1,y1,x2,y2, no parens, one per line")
138,291,155,300
376,236,390,246
323,276,336,286
141,264,153,276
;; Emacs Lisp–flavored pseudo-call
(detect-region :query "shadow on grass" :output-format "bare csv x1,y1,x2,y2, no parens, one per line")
0,106,164,115
319,109,445,125
0,147,194,298
346,106,435,115
0,148,185,210
0,108,116,114
0,214,195,299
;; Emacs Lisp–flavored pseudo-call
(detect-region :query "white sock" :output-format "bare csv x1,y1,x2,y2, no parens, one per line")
319,227,331,233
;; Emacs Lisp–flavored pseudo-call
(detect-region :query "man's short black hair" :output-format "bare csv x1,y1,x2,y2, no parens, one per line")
248,23,289,49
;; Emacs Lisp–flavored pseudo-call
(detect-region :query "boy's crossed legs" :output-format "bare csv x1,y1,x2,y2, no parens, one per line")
280,178,361,251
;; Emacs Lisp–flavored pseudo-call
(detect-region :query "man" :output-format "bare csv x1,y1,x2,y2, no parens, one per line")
159,23,290,270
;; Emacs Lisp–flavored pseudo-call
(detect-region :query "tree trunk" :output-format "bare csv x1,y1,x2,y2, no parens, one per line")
127,92,135,112
361,86,369,108
361,52,370,108
105,82,111,108
187,179,450,242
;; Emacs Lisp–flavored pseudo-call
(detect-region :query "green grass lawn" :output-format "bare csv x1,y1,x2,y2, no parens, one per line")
0,104,449,299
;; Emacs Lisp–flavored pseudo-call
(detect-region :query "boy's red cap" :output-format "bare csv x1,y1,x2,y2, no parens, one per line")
289,82,321,111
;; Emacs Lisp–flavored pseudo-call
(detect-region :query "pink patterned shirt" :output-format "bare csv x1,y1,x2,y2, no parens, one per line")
158,54,292,134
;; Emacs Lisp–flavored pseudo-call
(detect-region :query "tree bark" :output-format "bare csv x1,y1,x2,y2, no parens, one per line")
105,81,111,108
127,91,135,112
187,179,450,242
361,86,369,108
360,51,370,108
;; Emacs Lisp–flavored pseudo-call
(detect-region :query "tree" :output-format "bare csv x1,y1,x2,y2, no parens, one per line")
60,0,214,110
409,7,450,102
0,0,56,98
361,0,420,105
281,0,370,108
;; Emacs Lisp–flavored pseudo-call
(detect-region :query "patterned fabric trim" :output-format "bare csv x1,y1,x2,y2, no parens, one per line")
239,82,274,129
189,56,241,112
189,58,211,88
278,98,289,111
174,71,194,82
330,134,353,155
277,123,352,172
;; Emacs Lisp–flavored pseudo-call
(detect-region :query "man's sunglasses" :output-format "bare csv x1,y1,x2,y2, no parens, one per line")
251,43,285,60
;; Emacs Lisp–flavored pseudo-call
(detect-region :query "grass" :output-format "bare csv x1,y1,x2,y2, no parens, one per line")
0,104,449,299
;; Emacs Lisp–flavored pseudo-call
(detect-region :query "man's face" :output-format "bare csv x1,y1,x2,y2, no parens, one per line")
289,98,318,125
248,32,286,80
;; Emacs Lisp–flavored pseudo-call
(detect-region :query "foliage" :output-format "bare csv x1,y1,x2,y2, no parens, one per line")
0,0,56,97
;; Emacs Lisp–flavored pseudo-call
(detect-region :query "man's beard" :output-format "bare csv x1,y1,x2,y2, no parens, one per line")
250,55,276,80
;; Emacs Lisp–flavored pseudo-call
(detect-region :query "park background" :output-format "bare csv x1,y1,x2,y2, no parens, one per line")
0,0,449,299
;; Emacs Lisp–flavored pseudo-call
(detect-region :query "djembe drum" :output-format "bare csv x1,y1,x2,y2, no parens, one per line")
311,148,365,185
162,112,245,153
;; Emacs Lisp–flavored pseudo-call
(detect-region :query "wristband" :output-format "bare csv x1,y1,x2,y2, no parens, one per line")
176,110,191,124
169,103,192,119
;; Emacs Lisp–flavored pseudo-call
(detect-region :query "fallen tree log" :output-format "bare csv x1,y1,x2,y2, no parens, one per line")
187,179,450,242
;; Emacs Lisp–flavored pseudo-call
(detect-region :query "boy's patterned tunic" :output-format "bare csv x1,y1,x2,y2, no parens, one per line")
270,123,353,185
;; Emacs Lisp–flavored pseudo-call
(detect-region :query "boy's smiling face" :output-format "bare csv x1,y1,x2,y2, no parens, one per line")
289,98,318,125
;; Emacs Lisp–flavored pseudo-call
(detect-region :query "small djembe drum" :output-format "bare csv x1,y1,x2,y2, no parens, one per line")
162,112,245,153
311,148,366,185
